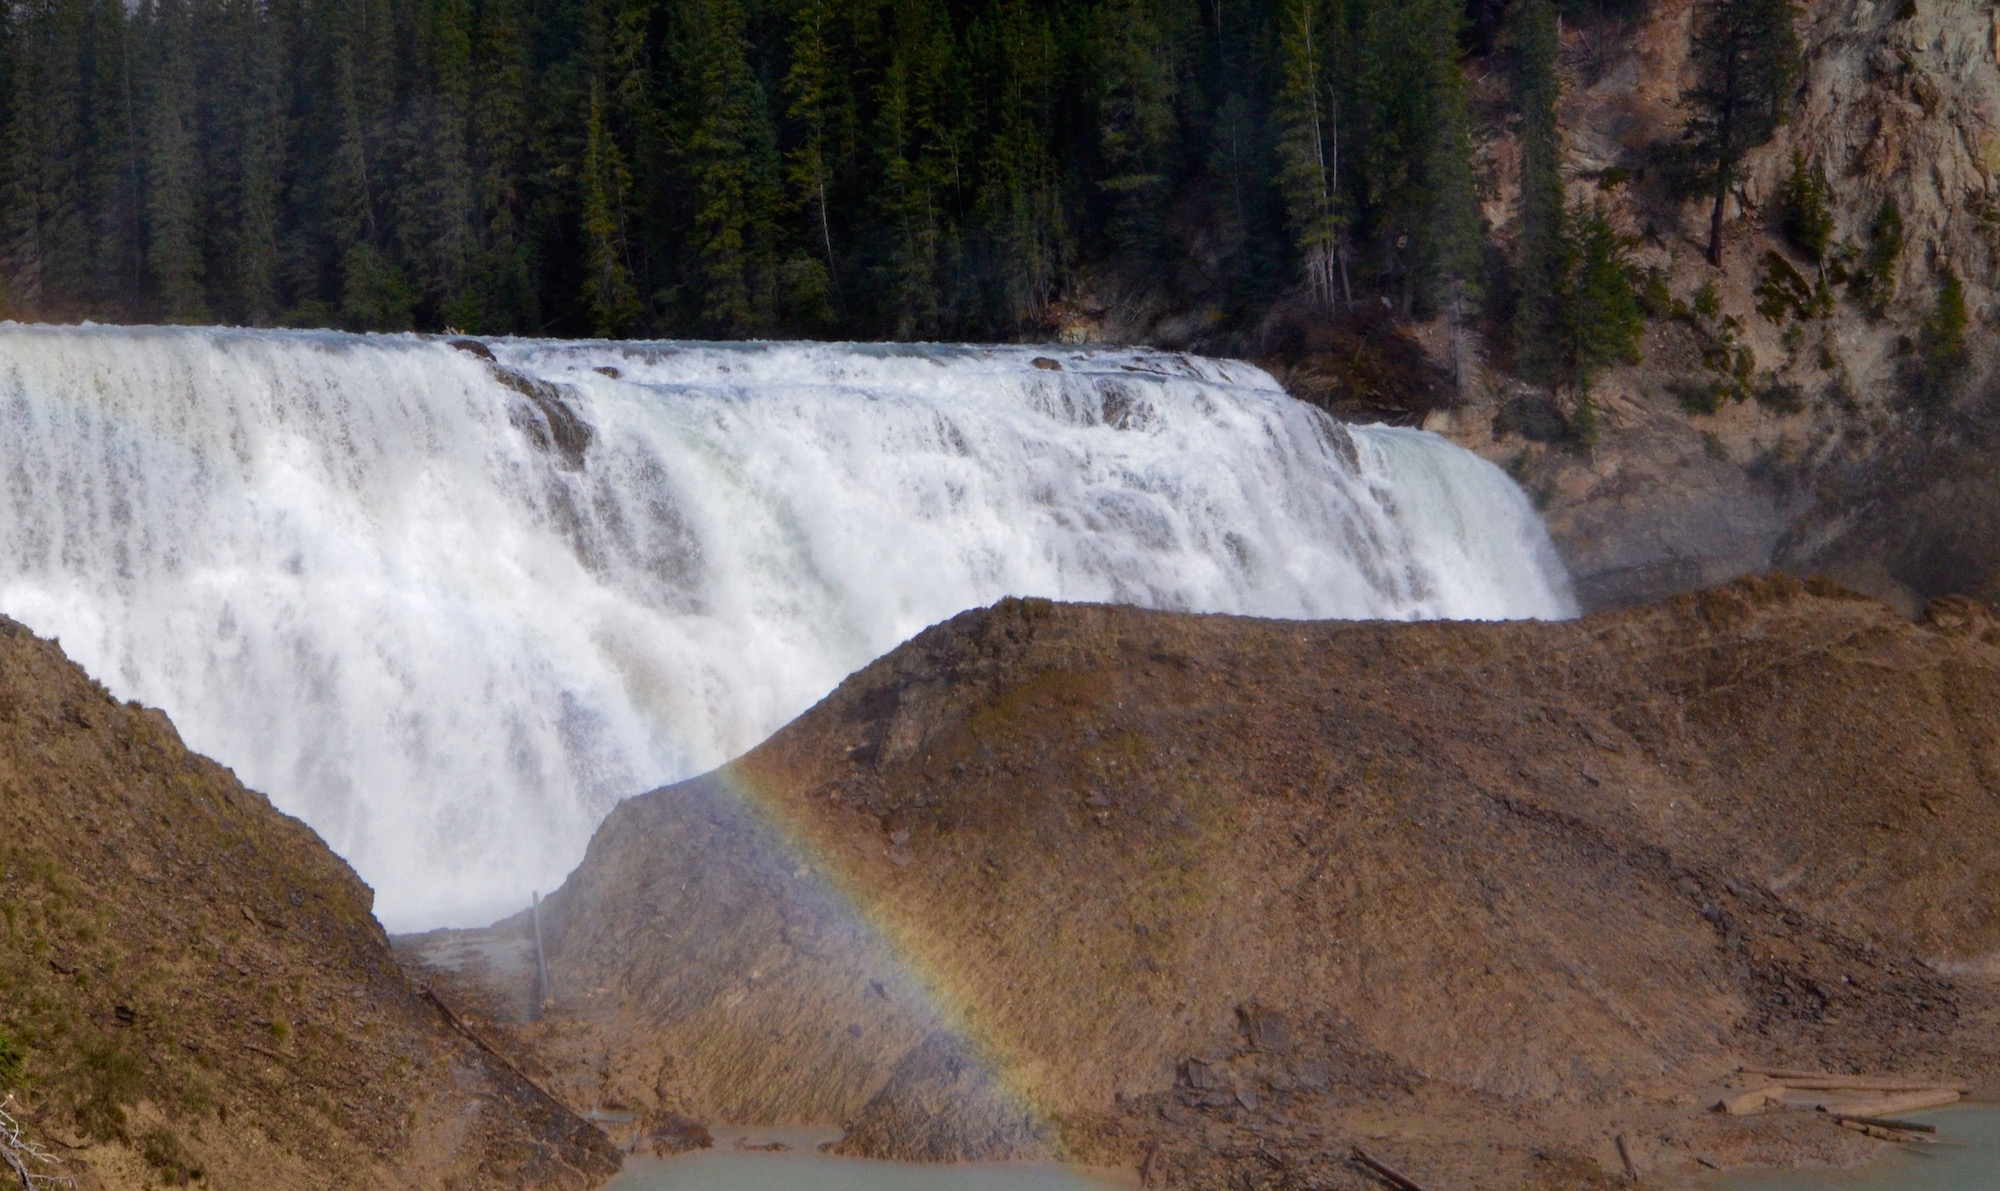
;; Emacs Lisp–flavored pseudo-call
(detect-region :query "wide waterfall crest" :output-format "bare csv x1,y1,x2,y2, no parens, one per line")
0,325,1574,928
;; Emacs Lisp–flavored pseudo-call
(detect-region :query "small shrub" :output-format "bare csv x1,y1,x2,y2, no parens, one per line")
1637,268,1674,317
0,1031,23,1088
1755,373,1806,413
1851,199,1905,314
1495,392,1570,442
77,1046,143,1141
141,1126,203,1186
1754,250,1813,323
1674,377,1725,414
1692,279,1721,319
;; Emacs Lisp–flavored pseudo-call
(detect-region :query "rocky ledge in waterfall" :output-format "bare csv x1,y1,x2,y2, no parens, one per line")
404,576,2000,1188
0,618,621,1190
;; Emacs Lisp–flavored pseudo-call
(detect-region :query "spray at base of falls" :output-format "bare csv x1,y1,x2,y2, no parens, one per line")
0,326,1575,929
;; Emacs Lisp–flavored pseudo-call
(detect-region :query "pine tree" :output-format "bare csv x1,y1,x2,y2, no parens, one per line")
1346,0,1476,315
1273,0,1342,309
1550,198,1642,438
673,0,781,334
3,0,93,316
967,2,1066,332
1778,149,1831,264
785,0,842,317
1915,268,1968,404
581,79,642,335
1683,0,1802,265
462,0,537,332
870,0,960,337
1421,44,1481,322
82,0,144,317
145,0,208,322
406,0,478,323
1097,0,1181,259
231,0,284,324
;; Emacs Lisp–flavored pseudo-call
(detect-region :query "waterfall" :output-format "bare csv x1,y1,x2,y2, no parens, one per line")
0,325,1574,929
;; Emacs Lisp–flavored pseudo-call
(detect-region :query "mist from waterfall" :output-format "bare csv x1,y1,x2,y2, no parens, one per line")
0,326,1574,928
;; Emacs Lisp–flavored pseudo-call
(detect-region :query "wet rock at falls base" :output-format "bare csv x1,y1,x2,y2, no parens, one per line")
411,578,2000,1188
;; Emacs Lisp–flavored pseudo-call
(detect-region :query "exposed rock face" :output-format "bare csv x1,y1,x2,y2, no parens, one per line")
419,584,2000,1187
0,618,620,1191
1437,0,2000,611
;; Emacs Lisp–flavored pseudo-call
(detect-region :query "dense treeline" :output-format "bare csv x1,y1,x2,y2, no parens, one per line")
0,0,1795,350
0,0,1501,337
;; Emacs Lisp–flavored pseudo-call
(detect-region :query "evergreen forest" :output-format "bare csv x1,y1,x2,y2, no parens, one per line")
0,0,1731,343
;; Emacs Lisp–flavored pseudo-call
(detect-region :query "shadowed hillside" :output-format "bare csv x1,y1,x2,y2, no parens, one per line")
0,618,621,1190
409,577,2000,1187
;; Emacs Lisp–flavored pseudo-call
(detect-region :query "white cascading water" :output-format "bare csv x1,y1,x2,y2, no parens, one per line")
0,325,1575,929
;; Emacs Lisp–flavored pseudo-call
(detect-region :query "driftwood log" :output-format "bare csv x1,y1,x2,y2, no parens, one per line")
1351,1146,1430,1191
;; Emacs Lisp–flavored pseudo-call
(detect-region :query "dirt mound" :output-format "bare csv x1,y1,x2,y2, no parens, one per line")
411,577,2000,1187
0,617,620,1190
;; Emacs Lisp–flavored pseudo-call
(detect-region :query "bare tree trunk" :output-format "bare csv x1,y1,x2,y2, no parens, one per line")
1707,163,1730,266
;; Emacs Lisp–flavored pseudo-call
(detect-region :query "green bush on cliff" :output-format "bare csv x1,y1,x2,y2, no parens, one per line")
1849,199,1905,315
0,1030,23,1088
1912,270,1970,405
1779,152,1834,263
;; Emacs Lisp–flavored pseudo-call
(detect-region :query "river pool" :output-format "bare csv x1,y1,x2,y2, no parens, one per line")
602,1129,1135,1191
1721,1107,2000,1191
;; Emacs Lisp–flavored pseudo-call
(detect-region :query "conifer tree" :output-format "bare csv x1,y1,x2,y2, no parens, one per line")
1273,0,1341,309
673,0,781,334
463,0,536,331
82,0,144,317
3,0,92,315
407,0,478,321
1916,268,1968,403
1098,0,1181,258
871,0,959,337
968,2,1065,330
581,79,642,336
1778,149,1831,264
1549,198,1642,439
1682,0,1802,265
785,0,842,311
145,0,207,321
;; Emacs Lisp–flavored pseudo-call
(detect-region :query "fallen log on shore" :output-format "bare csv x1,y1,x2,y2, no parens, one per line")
1737,1067,1971,1093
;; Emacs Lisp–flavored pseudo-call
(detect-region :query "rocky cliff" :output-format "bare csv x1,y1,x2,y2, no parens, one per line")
0,618,621,1190
1457,0,2000,612
1152,0,2000,614
411,580,2000,1187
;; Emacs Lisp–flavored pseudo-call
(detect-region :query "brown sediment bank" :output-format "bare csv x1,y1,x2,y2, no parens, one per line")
0,617,620,1190
407,576,2000,1189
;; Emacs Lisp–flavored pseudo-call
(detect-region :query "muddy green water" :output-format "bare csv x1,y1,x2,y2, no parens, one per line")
603,1129,1134,1191
1721,1108,2000,1191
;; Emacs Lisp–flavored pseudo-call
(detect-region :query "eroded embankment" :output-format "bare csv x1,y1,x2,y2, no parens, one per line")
406,577,2000,1189
0,617,620,1190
